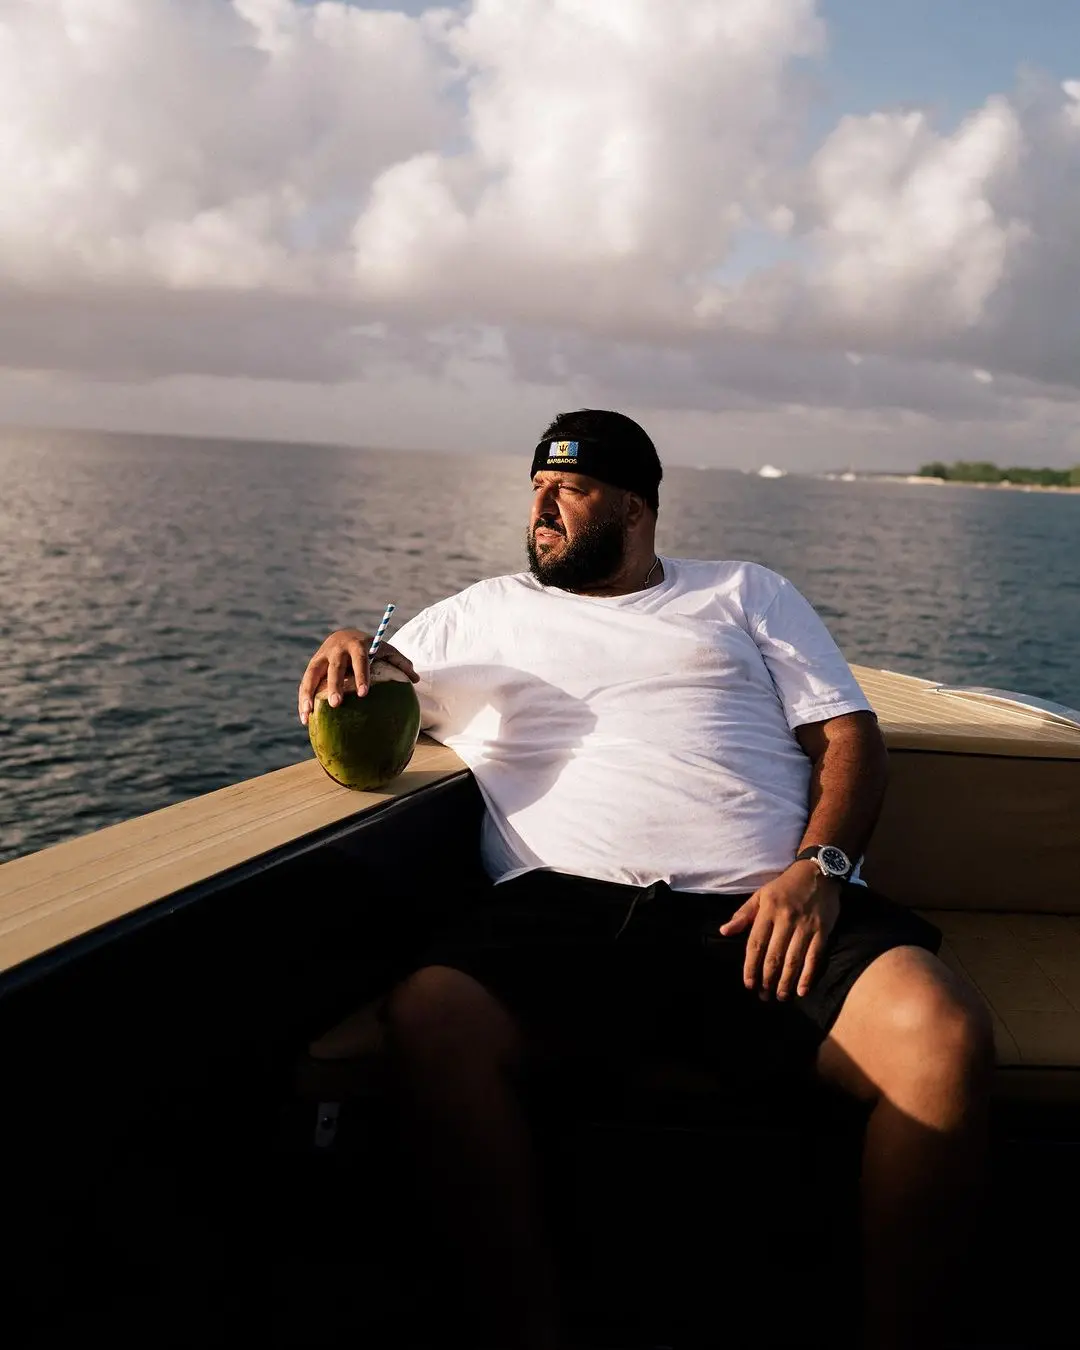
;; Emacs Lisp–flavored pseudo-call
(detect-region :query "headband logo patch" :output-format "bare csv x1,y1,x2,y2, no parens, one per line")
547,439,578,463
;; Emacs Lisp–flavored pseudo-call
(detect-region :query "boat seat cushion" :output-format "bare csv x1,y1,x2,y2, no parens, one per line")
934,912,1080,1076
301,910,1080,1106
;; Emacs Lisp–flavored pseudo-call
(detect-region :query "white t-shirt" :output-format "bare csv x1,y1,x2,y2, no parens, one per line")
392,558,872,894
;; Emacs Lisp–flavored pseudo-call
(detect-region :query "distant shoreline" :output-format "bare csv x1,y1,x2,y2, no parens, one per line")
820,473,1080,496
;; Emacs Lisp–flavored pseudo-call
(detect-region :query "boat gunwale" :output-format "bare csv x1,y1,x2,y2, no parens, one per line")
3,662,1077,988
0,762,472,998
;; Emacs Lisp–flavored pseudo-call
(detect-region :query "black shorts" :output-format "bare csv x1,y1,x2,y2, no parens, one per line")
418,870,942,1074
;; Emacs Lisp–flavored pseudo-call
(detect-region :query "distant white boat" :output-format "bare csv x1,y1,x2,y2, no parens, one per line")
840,470,857,482
757,464,786,479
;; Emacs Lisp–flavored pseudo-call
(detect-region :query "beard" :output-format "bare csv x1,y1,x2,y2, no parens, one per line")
526,510,627,590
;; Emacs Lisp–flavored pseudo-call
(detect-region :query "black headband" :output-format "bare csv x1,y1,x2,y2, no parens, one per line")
530,437,661,506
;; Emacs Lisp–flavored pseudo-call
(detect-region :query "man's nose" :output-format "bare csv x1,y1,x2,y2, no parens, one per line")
534,486,559,518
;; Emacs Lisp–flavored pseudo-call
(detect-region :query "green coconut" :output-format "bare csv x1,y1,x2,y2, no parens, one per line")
308,661,422,790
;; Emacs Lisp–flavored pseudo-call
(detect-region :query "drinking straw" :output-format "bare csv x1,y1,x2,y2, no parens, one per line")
368,603,396,658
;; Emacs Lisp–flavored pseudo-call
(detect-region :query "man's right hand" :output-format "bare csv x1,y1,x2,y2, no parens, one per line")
298,628,419,726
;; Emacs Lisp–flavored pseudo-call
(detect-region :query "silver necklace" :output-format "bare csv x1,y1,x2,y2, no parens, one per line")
644,556,661,587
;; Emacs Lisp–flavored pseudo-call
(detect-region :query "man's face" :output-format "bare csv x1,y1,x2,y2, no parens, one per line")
527,471,627,589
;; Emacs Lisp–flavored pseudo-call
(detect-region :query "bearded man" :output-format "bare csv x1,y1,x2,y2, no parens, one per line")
298,409,993,1350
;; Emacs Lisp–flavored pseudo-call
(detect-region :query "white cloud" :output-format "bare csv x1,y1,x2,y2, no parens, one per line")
806,101,1026,334
1064,79,1080,128
353,0,823,326
0,0,451,289
0,0,1077,463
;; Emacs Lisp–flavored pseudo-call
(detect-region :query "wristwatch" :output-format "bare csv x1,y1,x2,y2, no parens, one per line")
795,844,853,882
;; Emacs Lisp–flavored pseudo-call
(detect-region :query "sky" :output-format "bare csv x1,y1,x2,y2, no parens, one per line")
1,0,1079,471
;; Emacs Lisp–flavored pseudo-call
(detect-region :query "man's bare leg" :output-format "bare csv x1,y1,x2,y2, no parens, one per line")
815,946,995,1350
385,964,565,1350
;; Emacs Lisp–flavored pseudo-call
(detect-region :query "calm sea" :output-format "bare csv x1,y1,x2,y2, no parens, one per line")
2,426,1078,864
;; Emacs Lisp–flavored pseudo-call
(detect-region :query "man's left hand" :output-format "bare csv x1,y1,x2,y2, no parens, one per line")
718,863,843,1001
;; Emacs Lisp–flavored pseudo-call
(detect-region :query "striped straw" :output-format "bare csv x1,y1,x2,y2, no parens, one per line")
368,603,396,658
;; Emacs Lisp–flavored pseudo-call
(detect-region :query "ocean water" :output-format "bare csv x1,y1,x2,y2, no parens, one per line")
1,426,1078,864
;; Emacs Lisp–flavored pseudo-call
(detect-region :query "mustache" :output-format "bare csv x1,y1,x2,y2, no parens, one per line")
533,515,565,537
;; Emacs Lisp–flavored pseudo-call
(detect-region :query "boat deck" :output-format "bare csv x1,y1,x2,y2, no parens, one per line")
1,666,1078,1345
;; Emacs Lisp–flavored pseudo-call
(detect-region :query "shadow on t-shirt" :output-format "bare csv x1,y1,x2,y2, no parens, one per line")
423,661,599,865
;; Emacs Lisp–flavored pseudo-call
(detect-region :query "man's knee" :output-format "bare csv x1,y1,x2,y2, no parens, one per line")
385,964,523,1070
822,948,996,1105
858,949,994,1075
893,976,995,1089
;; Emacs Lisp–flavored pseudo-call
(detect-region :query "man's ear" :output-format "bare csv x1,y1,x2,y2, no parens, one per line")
623,490,647,525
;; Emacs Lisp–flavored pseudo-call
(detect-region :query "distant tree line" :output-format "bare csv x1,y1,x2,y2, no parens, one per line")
918,461,1080,487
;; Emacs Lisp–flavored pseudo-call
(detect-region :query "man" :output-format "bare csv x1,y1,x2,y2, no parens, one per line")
297,410,993,1350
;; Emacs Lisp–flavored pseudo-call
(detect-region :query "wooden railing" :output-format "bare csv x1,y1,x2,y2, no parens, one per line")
3,665,1077,981
0,737,467,980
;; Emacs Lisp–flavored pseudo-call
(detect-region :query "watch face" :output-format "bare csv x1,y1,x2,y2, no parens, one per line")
819,846,850,876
